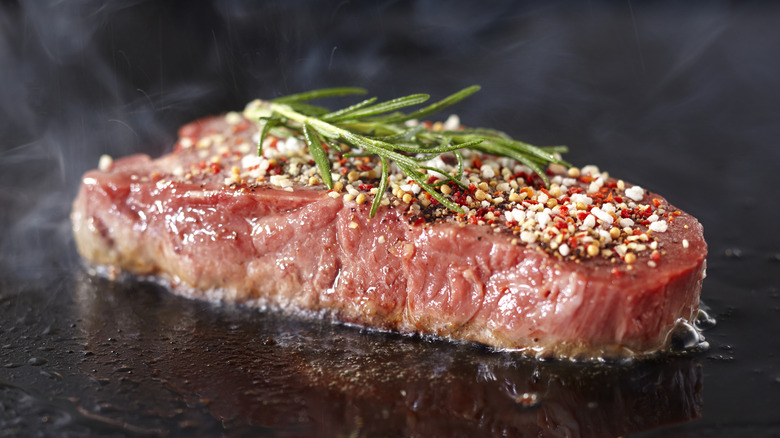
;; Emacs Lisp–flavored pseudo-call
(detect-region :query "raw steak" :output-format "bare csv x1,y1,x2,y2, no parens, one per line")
72,109,707,359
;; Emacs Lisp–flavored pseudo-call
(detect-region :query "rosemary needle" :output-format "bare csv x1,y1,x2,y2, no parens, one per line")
248,86,568,217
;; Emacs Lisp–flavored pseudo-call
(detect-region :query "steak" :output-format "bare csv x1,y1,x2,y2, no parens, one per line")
71,107,707,359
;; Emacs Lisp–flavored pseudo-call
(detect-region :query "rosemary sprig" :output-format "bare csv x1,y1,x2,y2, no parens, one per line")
247,86,568,217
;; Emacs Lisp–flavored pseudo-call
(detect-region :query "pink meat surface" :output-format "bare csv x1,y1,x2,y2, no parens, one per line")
72,114,707,359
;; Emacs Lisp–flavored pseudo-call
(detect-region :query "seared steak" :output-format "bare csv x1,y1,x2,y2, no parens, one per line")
72,109,707,359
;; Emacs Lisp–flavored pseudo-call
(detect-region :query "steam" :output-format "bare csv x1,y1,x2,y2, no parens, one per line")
1,1,779,279
0,0,218,279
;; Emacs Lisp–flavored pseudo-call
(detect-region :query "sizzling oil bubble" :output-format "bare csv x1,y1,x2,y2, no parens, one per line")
695,308,717,330
666,303,716,353
669,320,709,352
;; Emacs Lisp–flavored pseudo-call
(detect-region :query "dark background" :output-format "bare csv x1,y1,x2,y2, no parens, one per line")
1,1,779,436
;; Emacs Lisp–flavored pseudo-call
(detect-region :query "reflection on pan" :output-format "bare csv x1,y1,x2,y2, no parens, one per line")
72,273,702,437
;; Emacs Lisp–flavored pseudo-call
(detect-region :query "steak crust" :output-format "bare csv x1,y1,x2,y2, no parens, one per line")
72,113,707,359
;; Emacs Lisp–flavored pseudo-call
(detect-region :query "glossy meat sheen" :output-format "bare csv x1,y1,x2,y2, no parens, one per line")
72,115,707,359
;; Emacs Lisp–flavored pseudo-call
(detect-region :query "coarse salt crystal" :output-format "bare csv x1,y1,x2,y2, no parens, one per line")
570,193,593,205
480,165,495,179
537,211,551,227
520,231,537,244
270,175,293,188
443,114,460,131
225,111,243,125
197,137,213,149
649,221,668,233
581,165,600,176
282,136,303,152
559,243,570,256
647,214,659,223
98,154,113,171
619,218,635,228
683,239,690,248
591,207,614,224
625,186,644,201
241,154,262,169
511,209,526,223
420,155,450,172
581,214,596,229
